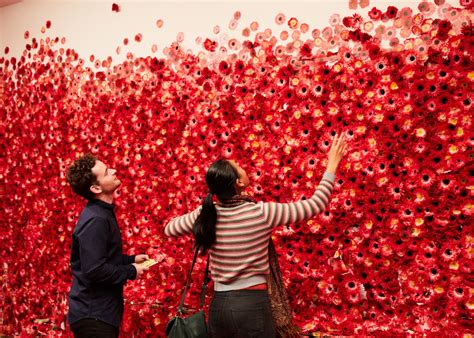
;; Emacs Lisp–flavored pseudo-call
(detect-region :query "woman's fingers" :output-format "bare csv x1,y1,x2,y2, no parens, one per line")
342,141,348,155
337,133,345,151
336,134,347,157
329,132,347,158
331,133,338,148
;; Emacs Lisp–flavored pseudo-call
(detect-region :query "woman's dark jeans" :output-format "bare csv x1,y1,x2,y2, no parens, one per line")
208,289,276,338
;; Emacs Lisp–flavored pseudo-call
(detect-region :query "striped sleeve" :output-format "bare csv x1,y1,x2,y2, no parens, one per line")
164,206,202,237
263,172,335,228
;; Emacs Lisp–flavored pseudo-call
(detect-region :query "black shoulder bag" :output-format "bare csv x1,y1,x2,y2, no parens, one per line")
165,246,210,338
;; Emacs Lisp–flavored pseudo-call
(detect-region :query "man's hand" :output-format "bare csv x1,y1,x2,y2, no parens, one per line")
135,254,149,263
132,263,149,278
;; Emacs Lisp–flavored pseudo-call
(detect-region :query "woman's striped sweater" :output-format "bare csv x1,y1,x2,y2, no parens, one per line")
164,172,335,290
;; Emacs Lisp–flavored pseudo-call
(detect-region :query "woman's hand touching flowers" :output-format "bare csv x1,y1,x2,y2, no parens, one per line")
326,133,348,175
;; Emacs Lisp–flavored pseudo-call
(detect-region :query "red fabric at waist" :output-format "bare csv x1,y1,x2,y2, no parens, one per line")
241,283,267,290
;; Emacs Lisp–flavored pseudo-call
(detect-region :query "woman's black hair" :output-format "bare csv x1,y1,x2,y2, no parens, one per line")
193,159,238,252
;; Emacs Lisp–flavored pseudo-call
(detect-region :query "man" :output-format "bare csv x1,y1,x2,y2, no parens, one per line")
66,153,149,337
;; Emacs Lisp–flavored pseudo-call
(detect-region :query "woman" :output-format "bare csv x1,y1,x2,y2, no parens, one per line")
164,133,347,338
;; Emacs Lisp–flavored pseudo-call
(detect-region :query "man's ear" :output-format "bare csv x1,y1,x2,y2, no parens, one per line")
90,184,102,195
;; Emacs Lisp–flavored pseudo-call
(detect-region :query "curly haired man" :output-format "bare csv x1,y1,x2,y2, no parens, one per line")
66,153,148,337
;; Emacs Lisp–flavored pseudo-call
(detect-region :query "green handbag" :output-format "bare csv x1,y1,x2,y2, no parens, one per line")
166,247,210,338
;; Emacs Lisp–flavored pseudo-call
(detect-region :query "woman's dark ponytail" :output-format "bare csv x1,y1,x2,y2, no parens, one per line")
193,192,217,252
192,159,238,252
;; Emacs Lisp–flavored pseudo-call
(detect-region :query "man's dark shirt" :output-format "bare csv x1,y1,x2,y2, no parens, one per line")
68,199,136,328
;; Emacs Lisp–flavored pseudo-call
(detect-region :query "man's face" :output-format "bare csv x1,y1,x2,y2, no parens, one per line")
91,160,121,195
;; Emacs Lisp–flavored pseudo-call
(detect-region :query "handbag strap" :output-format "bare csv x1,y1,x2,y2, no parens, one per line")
199,254,210,308
177,246,210,314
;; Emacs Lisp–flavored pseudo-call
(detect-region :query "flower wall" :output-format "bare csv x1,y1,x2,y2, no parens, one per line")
0,0,473,336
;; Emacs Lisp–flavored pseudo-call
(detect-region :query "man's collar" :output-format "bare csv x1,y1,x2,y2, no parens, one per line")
88,198,115,210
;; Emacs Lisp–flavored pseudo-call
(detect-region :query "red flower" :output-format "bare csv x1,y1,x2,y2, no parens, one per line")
427,47,445,64
233,59,246,74
368,7,383,20
419,169,436,188
435,19,453,40
385,6,398,19
288,17,298,29
234,85,250,97
343,13,363,28
459,0,473,8
112,3,120,12
353,13,364,25
448,282,468,303
342,16,355,28
298,44,312,59
203,38,217,52
295,82,310,99
218,60,231,75
280,88,295,102
368,45,382,60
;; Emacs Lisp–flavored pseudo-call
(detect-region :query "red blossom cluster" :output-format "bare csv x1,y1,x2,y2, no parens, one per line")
0,1,472,336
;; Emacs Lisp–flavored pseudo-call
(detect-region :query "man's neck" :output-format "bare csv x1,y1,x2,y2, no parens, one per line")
95,194,114,204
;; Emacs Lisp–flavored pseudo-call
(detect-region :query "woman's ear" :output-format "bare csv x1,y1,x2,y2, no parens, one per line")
236,178,245,189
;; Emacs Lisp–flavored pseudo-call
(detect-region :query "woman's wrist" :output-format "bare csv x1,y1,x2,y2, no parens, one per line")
326,164,338,175
323,171,336,182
